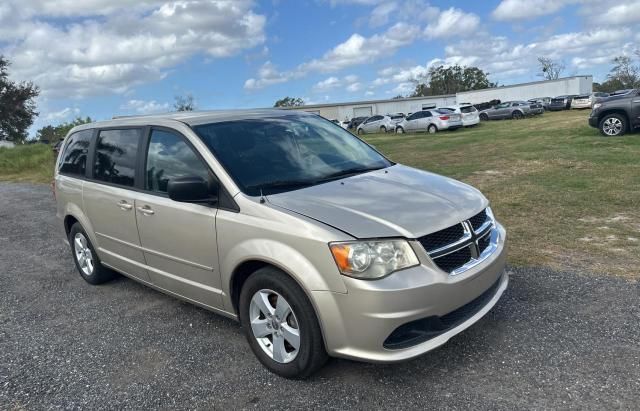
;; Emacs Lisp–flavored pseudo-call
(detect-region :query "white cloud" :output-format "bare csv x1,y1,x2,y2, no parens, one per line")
346,82,362,92
492,0,576,21
369,2,398,27
2,0,266,97
313,76,341,91
424,8,480,39
245,22,420,89
581,1,640,25
364,90,375,96
44,107,81,122
120,99,170,114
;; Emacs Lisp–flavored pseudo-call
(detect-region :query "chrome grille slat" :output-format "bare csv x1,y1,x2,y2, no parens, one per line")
418,207,497,275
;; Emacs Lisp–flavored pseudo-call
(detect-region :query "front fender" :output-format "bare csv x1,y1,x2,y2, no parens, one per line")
220,238,347,312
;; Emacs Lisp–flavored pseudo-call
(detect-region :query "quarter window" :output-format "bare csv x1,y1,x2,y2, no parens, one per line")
145,129,210,193
58,129,93,176
93,129,141,187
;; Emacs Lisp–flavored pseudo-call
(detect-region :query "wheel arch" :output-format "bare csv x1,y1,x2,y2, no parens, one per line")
598,109,630,130
62,204,99,249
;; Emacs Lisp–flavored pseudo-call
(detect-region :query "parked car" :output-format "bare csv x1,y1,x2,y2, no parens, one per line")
548,96,570,111
589,89,640,136
570,93,605,109
356,114,394,134
340,120,350,129
478,101,533,120
610,89,633,96
528,97,551,111
388,112,405,125
347,116,367,130
395,109,463,133
527,101,544,115
440,104,480,127
54,109,508,378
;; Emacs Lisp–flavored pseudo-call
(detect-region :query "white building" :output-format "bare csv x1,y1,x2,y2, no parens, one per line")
457,75,593,105
285,75,593,120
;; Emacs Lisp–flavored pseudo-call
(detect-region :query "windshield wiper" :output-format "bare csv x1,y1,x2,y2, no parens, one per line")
317,165,387,182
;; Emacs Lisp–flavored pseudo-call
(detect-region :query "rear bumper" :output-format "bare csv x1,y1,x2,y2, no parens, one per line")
313,223,508,363
571,101,591,109
462,117,480,126
442,120,463,130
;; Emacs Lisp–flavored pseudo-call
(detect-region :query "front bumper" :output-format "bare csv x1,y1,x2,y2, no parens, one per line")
588,114,599,128
313,223,508,363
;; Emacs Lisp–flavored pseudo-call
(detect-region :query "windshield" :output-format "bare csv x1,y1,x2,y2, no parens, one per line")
193,115,392,196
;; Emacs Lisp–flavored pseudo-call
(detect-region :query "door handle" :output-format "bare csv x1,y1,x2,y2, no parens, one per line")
117,201,133,211
136,205,155,216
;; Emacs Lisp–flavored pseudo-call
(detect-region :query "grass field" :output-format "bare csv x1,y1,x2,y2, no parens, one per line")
0,110,638,277
363,110,640,278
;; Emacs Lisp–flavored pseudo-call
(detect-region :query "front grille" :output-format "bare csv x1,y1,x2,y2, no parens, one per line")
383,276,502,349
468,209,488,231
478,233,491,254
418,224,464,252
420,207,496,275
433,246,472,273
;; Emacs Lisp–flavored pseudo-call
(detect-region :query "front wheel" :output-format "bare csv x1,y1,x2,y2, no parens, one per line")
599,114,626,137
380,126,386,133
357,128,364,135
396,127,404,134
512,111,524,120
480,113,489,121
239,267,328,379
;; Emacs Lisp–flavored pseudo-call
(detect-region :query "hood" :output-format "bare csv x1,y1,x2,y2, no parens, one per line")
267,164,487,239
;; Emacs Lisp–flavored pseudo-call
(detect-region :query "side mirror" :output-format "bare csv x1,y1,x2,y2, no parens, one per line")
168,176,218,204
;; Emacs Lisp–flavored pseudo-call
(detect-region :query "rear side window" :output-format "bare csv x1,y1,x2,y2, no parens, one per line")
93,129,141,187
460,106,476,113
58,129,93,176
145,129,210,193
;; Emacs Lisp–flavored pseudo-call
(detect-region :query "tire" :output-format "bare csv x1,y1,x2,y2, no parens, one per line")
599,113,627,137
239,267,328,379
357,128,364,135
427,124,437,134
396,127,404,134
512,111,524,120
69,222,117,285
480,113,489,121
380,126,386,133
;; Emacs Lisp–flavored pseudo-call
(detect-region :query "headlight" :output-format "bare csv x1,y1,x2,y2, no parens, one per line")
329,239,419,279
592,103,602,110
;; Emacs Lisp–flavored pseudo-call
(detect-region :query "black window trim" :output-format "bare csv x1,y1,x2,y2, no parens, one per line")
140,125,239,212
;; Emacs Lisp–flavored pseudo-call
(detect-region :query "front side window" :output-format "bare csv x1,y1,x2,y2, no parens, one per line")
194,115,392,196
145,129,210,193
93,129,141,187
58,129,93,176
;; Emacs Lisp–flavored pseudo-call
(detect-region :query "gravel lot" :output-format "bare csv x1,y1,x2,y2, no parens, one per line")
1,182,638,410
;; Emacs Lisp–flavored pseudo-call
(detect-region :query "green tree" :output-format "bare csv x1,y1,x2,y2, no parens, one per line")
593,79,626,93
273,96,304,107
174,94,195,111
36,116,93,143
0,56,40,143
411,65,496,97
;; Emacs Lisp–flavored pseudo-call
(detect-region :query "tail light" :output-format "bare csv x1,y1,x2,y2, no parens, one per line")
439,116,450,120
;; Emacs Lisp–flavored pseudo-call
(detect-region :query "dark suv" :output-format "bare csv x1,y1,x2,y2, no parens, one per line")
588,89,640,136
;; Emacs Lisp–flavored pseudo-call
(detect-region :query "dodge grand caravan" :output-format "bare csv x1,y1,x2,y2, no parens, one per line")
55,110,508,378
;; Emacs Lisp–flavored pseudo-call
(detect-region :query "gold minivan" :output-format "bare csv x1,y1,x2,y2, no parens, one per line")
55,110,508,378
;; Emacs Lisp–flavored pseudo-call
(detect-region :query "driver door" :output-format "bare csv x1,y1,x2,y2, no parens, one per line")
133,127,223,309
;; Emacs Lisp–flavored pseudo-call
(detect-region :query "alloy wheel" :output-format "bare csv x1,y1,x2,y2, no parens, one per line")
602,117,623,136
249,289,301,363
73,233,94,276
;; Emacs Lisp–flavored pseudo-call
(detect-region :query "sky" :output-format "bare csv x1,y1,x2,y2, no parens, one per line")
1,0,639,135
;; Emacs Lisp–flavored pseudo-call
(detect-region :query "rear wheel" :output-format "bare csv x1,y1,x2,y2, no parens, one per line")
239,267,328,379
599,114,626,137
69,222,117,285
427,124,437,134
480,113,489,121
357,128,364,135
512,111,524,120
380,126,386,133
396,127,404,134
